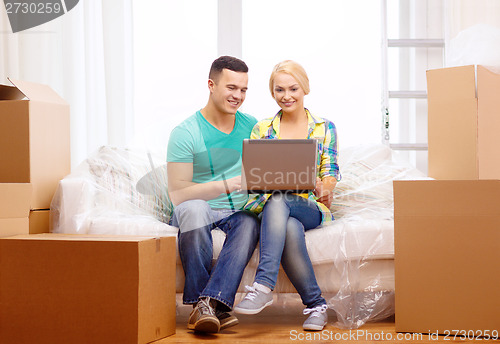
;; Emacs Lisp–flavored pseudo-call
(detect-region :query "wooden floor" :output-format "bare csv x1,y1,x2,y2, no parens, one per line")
156,298,498,344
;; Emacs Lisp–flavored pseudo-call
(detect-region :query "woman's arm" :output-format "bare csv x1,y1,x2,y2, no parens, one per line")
316,120,341,208
314,176,337,208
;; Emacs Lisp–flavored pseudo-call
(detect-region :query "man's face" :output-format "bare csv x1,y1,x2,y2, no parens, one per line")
209,69,248,115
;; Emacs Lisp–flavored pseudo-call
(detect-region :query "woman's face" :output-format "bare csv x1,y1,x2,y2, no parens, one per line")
272,72,305,114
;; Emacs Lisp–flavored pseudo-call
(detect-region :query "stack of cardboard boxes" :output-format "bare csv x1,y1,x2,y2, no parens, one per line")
394,65,500,334
0,79,176,343
0,78,70,237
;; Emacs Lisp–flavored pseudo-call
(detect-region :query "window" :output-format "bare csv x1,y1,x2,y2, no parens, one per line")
241,0,381,148
133,0,382,151
132,0,217,150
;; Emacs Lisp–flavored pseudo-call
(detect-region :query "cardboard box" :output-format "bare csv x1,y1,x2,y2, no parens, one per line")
0,78,71,209
0,218,29,237
427,65,500,180
29,209,50,234
394,180,500,334
0,234,176,344
0,183,31,237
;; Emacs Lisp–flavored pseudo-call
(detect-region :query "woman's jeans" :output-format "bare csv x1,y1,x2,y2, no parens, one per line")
171,199,259,311
254,193,326,308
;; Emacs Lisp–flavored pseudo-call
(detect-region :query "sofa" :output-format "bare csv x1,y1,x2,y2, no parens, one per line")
51,143,428,329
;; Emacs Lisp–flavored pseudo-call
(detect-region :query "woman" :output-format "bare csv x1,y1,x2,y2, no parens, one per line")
234,60,341,331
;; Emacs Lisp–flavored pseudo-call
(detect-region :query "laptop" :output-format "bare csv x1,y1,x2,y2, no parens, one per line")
241,139,318,193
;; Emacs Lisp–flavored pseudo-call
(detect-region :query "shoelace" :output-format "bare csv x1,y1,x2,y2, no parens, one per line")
198,298,215,316
303,304,328,318
243,285,259,301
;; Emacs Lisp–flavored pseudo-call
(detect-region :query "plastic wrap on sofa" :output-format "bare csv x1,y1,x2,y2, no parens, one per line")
50,143,429,329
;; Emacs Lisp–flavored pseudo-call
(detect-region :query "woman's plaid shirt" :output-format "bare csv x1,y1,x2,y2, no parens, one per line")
244,109,341,224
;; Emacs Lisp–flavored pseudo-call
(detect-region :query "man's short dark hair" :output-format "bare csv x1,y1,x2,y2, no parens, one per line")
209,56,248,82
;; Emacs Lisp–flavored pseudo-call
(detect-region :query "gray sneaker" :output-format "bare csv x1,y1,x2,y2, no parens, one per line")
302,304,328,331
234,283,273,315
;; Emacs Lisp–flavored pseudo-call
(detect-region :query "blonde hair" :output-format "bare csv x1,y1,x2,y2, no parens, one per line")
269,60,310,97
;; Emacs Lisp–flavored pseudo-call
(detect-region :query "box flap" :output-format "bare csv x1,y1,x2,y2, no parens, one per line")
0,183,32,218
394,180,500,217
7,78,67,105
426,65,477,102
0,84,26,100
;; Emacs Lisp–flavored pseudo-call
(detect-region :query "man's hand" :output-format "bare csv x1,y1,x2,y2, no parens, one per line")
222,175,242,193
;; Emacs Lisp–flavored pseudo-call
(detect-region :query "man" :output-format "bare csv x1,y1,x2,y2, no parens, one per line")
167,56,259,333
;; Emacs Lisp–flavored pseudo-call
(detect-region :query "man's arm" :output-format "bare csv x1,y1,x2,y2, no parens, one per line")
167,162,241,206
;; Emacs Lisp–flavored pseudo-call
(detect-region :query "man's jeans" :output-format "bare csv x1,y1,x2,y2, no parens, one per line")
171,199,259,311
254,193,326,308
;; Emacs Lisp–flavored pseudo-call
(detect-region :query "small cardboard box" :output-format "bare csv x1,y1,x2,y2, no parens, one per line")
29,209,50,234
0,234,176,344
427,65,500,180
0,183,31,237
394,180,500,334
0,78,71,209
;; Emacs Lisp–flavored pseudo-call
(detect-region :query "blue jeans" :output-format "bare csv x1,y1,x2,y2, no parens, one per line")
171,199,260,311
254,193,326,308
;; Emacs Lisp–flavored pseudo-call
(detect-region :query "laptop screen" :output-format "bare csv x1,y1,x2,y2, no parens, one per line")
241,139,318,193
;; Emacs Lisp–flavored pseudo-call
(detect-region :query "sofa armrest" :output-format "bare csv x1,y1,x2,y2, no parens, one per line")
51,175,95,234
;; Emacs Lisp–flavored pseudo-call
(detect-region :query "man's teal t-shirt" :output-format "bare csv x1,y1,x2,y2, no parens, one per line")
167,110,257,210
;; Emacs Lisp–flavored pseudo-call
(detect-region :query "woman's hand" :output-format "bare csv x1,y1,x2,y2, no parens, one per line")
317,193,334,208
314,177,325,197
314,177,337,208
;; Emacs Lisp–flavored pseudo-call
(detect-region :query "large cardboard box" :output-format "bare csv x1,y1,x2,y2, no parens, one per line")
0,234,176,344
427,65,500,180
0,183,31,237
394,180,500,334
0,78,70,209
